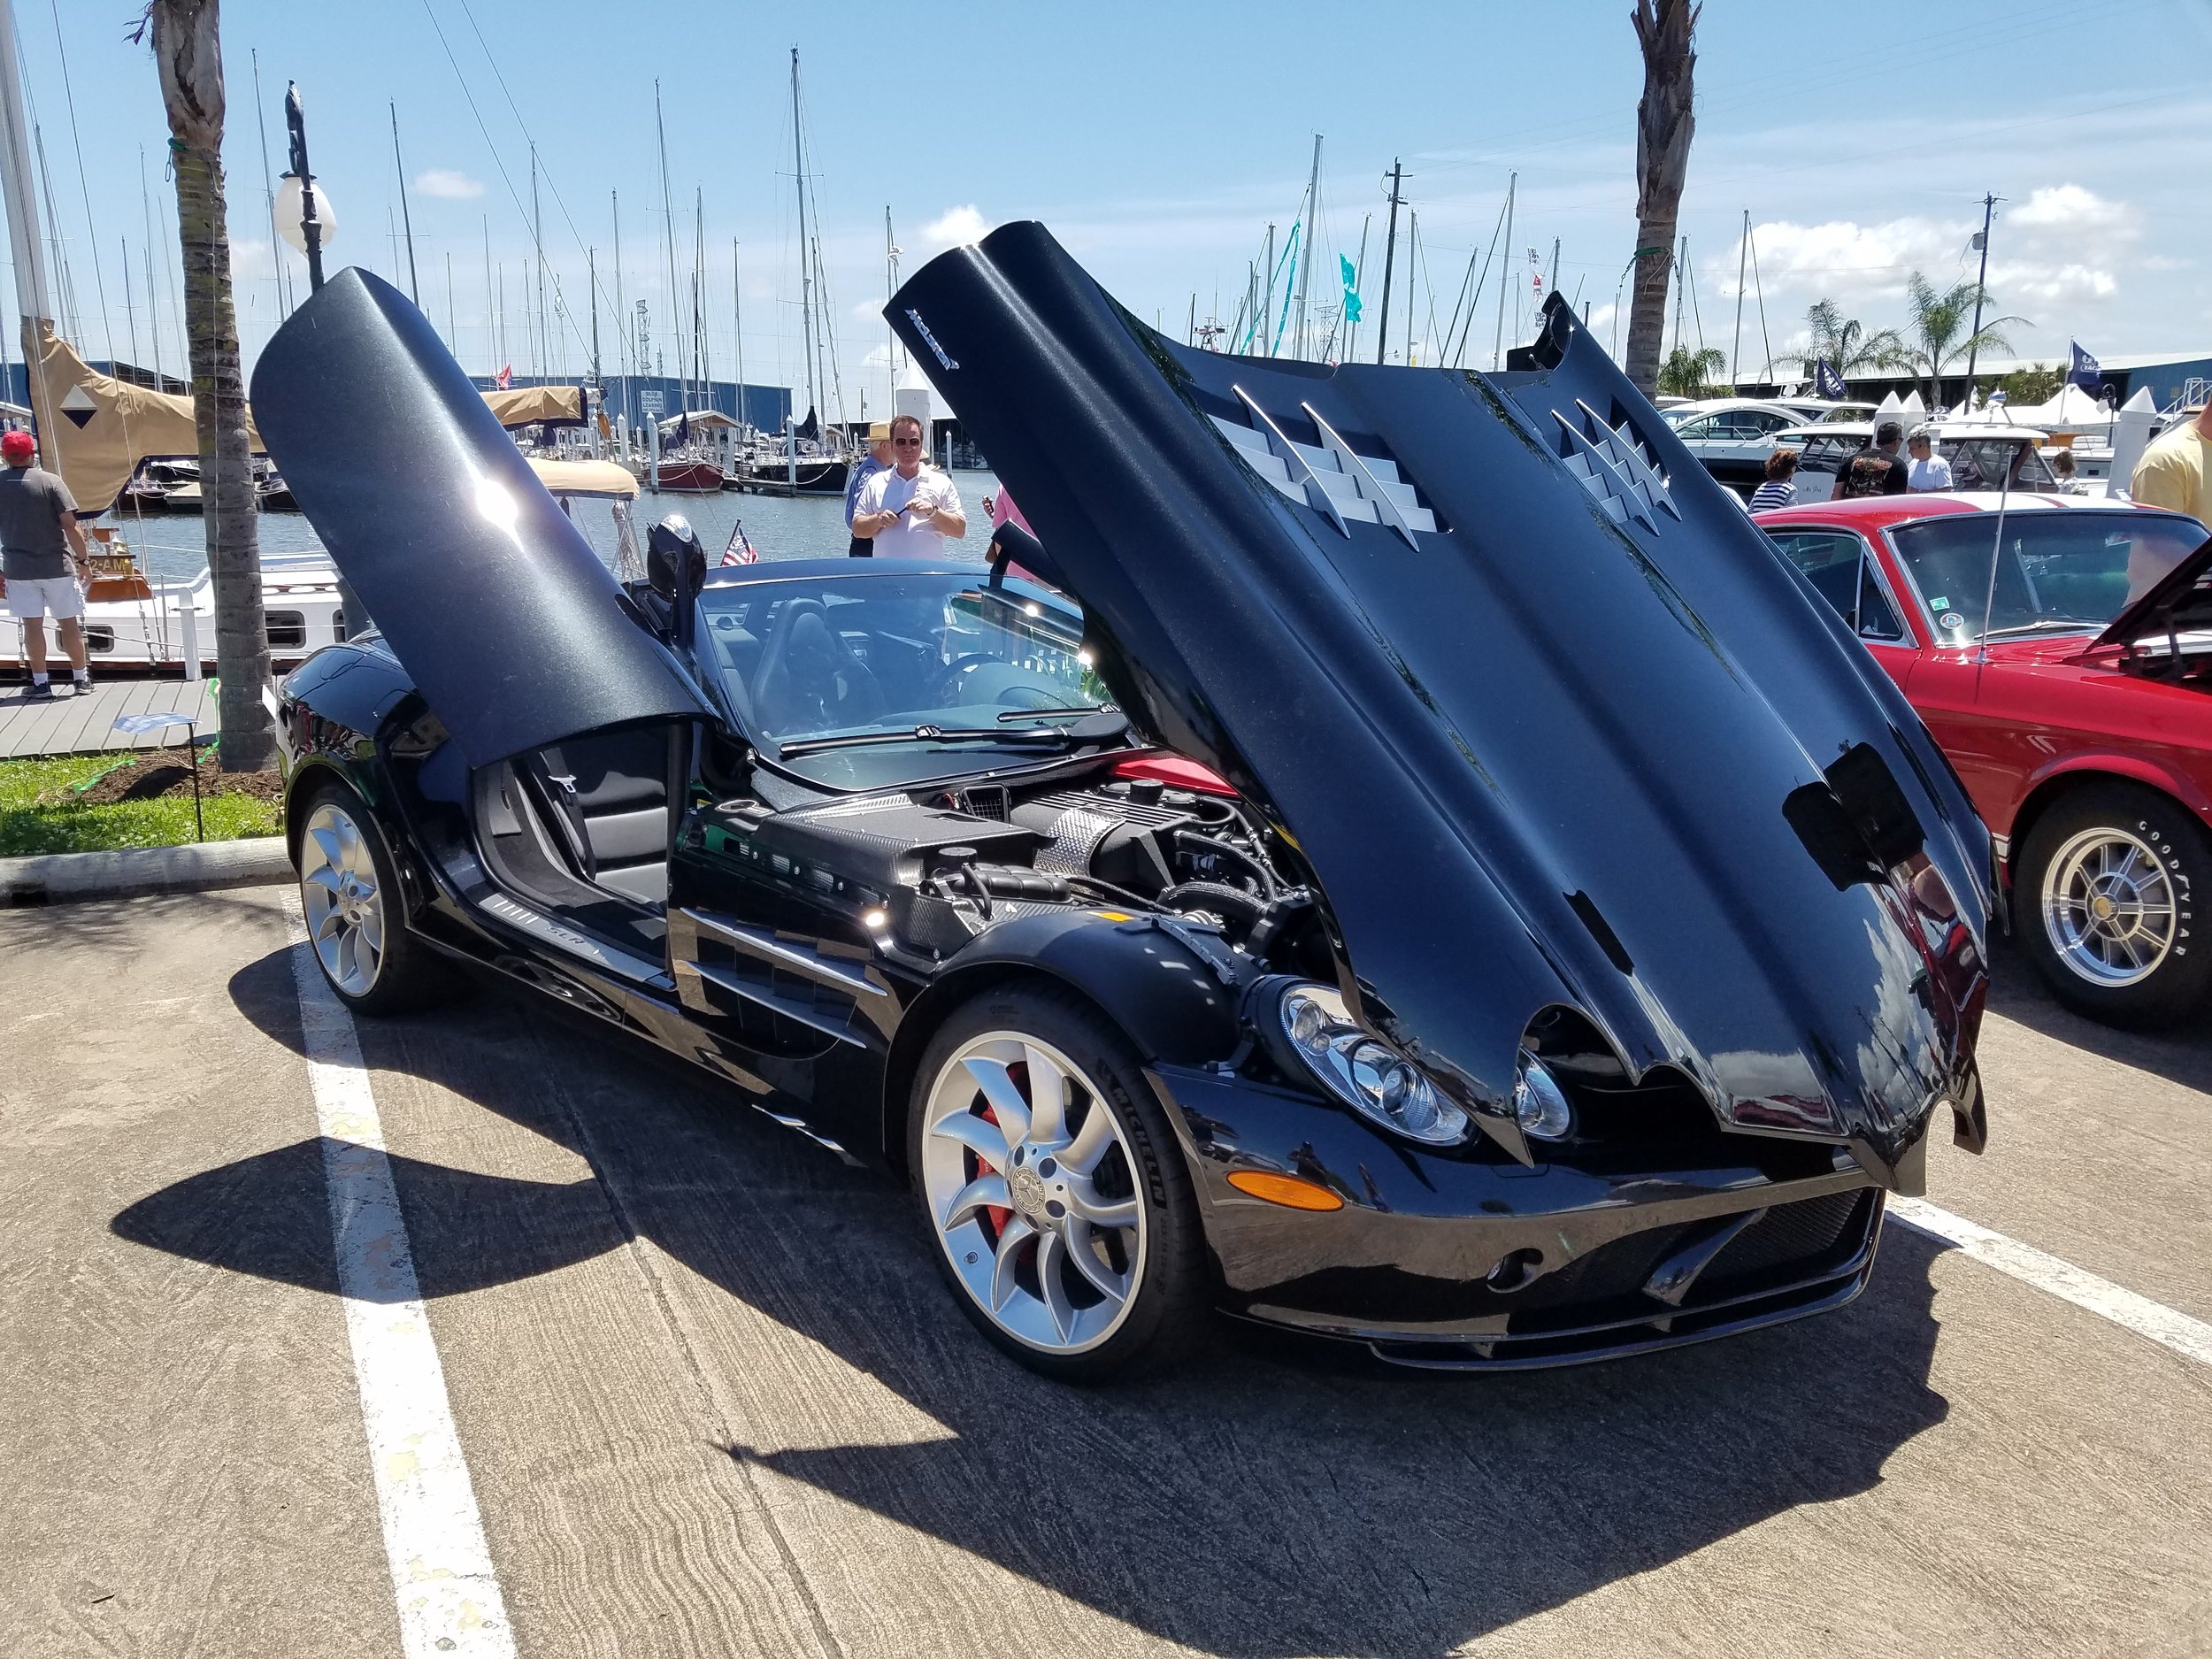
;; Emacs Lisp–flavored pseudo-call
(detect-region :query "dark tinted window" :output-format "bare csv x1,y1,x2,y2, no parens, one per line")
1889,511,2207,644
1769,530,1903,641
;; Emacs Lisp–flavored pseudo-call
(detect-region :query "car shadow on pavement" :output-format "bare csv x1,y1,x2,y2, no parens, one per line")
1985,934,2212,1097
111,946,1955,1657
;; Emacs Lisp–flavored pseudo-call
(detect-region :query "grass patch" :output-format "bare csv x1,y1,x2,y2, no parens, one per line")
0,748,282,856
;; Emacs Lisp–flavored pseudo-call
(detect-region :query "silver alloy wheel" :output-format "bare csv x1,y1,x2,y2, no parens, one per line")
920,1032,1147,1356
2041,826,2177,988
300,800,386,998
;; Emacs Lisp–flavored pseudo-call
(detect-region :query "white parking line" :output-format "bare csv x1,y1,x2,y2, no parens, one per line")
1890,1196,2212,1369
290,937,518,1658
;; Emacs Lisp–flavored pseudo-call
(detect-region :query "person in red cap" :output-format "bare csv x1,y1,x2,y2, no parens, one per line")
0,428,91,698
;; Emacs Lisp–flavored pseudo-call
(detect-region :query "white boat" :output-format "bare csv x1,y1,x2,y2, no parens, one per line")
4,457,643,676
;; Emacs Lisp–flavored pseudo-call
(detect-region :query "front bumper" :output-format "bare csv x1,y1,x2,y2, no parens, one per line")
1150,1064,1898,1370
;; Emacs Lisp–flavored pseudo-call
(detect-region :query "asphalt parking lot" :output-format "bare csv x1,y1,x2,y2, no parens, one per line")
4,887,2209,1658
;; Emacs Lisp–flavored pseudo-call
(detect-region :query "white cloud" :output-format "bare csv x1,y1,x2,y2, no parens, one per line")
415,169,484,200
921,205,988,249
2009,184,2131,234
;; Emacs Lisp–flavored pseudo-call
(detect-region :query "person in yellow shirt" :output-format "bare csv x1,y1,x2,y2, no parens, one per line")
2131,403,2212,531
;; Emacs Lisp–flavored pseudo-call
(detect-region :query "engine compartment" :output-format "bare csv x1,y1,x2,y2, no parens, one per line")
744,757,1329,977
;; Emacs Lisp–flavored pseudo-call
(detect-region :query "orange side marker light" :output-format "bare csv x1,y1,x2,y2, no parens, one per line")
1226,1170,1344,1211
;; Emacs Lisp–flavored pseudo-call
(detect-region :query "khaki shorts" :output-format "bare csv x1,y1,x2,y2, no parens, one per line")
3,573,85,620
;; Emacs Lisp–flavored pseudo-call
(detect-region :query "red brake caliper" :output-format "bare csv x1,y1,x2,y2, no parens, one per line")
976,1105,1015,1236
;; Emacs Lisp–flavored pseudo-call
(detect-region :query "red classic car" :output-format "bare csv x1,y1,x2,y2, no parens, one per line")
1755,491,2212,1025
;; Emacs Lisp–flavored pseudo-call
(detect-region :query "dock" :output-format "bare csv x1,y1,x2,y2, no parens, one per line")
0,677,220,760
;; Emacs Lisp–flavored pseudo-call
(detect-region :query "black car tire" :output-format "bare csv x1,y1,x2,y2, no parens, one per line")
2016,781,2212,1028
295,777,442,1017
909,981,1210,1382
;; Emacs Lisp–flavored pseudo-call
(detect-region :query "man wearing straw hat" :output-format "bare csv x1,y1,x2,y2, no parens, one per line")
0,429,92,699
844,419,895,556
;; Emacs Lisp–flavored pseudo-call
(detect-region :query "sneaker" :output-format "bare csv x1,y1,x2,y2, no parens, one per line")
26,680,57,700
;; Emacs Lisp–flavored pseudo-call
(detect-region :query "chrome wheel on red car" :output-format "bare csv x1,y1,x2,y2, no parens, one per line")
2041,826,2178,987
2019,783,2212,1028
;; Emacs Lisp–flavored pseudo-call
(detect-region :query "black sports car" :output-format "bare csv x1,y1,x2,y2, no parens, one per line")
252,225,1992,1380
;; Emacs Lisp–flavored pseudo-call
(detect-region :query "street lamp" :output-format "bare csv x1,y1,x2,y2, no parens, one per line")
277,82,335,290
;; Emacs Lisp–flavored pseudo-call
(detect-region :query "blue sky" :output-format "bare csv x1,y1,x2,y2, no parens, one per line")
14,0,2211,412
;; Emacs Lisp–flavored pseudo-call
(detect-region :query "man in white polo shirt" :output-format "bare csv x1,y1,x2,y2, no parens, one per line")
850,414,966,557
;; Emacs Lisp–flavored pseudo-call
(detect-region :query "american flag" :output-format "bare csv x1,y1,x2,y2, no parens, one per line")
719,519,757,565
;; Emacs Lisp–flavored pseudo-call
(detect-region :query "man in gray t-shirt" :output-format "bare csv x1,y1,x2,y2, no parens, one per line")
0,429,92,697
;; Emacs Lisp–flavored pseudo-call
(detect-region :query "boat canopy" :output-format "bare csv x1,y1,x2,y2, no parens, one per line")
526,457,639,499
20,319,268,514
481,383,587,428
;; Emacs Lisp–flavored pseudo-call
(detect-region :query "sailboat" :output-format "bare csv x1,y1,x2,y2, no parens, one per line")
733,50,852,498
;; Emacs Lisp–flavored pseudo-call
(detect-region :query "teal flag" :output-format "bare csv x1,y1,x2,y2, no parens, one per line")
1340,255,1363,323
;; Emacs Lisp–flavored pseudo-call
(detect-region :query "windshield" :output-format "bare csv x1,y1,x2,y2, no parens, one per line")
1938,437,2056,491
1888,511,2208,645
695,570,1114,787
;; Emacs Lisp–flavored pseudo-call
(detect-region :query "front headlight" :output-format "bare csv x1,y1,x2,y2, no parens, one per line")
1277,982,1469,1146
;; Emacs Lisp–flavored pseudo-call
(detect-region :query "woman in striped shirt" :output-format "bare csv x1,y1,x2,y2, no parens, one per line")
1748,447,1800,511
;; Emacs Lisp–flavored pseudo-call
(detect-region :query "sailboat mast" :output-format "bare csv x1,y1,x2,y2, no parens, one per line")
791,50,818,433
391,103,419,304
481,217,494,375
694,188,708,405
654,81,682,415
1293,133,1321,359
588,246,601,388
612,191,630,448
250,51,290,319
732,238,746,434
138,150,164,384
0,0,55,422
531,147,545,379
884,205,898,421
1491,172,1515,370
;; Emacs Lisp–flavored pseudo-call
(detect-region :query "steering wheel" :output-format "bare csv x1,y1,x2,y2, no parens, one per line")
925,653,997,705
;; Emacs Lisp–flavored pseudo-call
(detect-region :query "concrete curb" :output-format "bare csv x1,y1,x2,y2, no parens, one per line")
0,837,293,906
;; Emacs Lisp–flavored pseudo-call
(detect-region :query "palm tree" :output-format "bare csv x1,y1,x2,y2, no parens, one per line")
1624,0,1699,399
1658,345,1727,399
1901,273,2026,412
145,0,273,770
1801,298,1908,380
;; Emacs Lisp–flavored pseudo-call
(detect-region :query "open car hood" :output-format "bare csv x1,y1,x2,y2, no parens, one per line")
890,223,1993,1176
2091,526,2212,651
251,268,710,768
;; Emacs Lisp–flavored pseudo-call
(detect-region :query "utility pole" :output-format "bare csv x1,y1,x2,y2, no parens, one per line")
1293,134,1321,358
1491,172,1516,370
1374,159,1403,365
390,103,419,304
1731,209,1747,390
1962,192,1998,403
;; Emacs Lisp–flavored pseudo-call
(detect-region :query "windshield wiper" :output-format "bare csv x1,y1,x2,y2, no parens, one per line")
1979,618,2104,638
996,704,1115,723
777,710,1126,757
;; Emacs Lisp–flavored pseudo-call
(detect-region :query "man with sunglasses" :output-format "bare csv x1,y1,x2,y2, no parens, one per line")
850,413,966,557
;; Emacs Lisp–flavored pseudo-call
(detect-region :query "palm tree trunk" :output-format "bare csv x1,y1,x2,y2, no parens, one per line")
1624,0,1699,398
151,0,273,772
